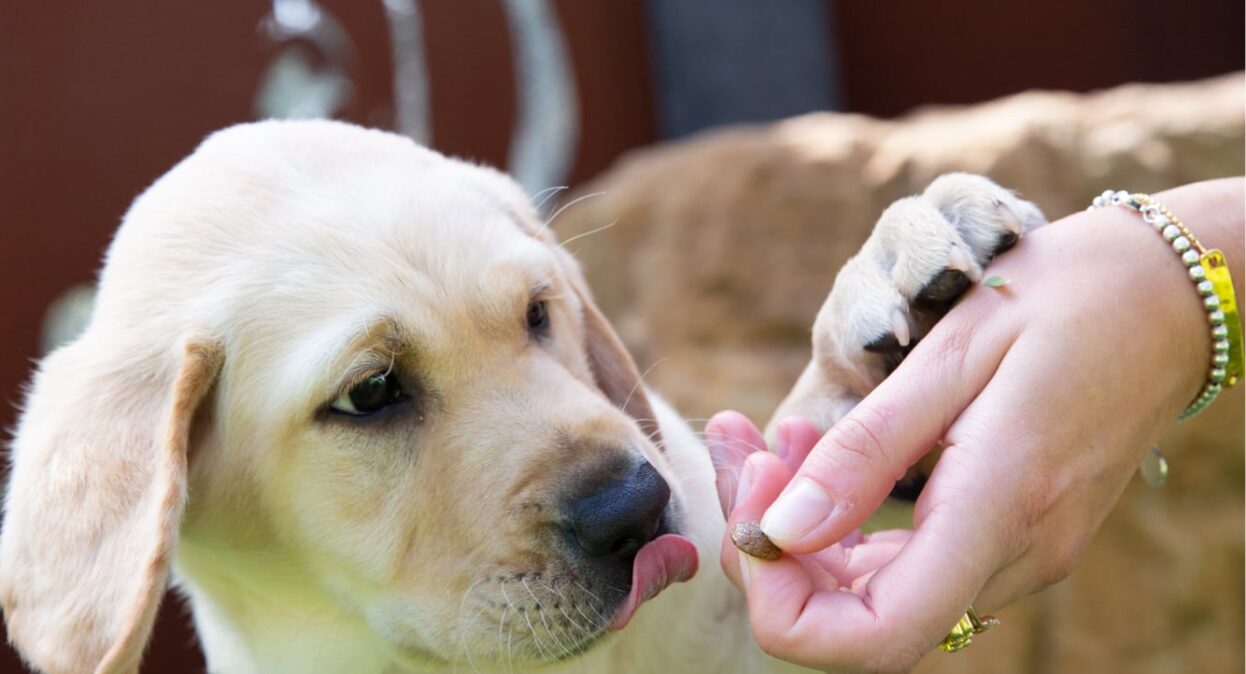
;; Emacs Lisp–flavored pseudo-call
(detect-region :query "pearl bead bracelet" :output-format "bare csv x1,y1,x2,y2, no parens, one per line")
1089,190,1242,420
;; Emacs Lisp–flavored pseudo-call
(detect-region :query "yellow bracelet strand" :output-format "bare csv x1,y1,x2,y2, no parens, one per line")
1089,190,1242,419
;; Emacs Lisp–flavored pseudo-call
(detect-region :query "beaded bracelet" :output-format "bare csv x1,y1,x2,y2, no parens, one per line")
1089,190,1243,419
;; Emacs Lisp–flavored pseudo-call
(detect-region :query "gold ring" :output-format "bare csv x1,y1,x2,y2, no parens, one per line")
939,605,999,653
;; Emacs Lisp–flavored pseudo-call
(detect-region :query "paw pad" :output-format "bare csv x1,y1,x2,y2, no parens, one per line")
916,268,971,308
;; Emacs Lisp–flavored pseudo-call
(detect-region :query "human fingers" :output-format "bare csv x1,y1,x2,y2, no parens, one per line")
759,298,1018,554
833,532,910,583
706,410,768,518
773,415,821,474
935,325,1167,614
718,438,983,672
720,450,796,591
740,433,1013,672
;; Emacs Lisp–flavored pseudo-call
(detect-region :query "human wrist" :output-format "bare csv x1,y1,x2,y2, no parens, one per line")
1083,180,1244,417
1034,202,1211,416
1153,179,1245,291
1127,181,1243,415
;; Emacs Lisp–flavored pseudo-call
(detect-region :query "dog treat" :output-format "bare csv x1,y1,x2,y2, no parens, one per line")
731,521,782,561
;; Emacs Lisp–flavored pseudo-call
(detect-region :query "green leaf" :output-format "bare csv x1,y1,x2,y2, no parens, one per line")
983,275,1010,288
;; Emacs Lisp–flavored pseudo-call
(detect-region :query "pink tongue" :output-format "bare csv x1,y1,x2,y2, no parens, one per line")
606,534,699,631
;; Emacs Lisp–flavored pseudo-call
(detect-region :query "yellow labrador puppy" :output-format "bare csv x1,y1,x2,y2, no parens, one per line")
0,120,1039,674
0,120,799,674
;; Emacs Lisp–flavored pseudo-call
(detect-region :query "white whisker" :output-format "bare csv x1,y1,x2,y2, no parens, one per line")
456,577,490,674
538,577,592,635
572,579,611,626
531,185,569,213
522,577,573,659
620,357,670,422
506,624,515,674
502,583,545,661
558,219,618,249
545,191,605,229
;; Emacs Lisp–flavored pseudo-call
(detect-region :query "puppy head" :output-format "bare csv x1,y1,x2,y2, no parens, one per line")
0,121,696,673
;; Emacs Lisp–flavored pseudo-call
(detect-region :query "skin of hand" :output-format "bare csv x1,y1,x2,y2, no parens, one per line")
707,178,1244,673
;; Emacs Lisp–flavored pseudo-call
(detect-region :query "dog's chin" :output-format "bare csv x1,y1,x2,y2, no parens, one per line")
409,515,698,669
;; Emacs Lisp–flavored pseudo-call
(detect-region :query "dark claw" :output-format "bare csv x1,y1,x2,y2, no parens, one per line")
994,230,1020,255
889,471,928,502
865,332,914,375
864,332,905,354
916,268,971,308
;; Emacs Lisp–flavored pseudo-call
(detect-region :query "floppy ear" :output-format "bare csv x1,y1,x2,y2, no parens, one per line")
0,335,222,674
502,185,663,445
571,283,663,447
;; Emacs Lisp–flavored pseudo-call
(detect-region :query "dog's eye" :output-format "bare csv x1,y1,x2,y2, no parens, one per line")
526,299,549,334
331,373,405,416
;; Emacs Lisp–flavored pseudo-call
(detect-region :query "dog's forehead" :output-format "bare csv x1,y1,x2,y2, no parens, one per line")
128,119,538,250
175,122,569,382
263,146,559,317
116,119,557,308
204,120,537,243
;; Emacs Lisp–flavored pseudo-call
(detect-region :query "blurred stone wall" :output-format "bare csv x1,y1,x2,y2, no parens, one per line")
556,74,1245,673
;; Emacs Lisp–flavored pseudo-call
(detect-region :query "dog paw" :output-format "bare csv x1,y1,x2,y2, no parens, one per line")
772,173,1046,432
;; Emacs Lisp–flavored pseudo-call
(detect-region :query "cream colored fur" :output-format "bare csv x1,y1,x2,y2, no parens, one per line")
0,119,1038,674
0,120,805,674
771,174,1046,435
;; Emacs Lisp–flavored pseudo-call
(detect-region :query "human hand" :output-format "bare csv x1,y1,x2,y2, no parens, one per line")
708,179,1243,672
708,411,913,611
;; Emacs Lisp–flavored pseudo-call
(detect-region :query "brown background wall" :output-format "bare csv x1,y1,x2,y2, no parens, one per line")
0,1,1241,671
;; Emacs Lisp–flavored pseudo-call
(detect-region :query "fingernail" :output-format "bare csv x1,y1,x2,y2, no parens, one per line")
734,458,755,508
760,477,834,544
737,551,752,590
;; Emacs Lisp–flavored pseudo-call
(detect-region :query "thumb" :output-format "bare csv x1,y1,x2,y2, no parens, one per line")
761,312,1014,553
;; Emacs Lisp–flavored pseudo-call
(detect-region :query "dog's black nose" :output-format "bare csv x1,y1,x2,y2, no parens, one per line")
568,461,670,559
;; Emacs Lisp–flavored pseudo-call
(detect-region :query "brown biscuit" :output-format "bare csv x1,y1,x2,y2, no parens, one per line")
730,521,782,561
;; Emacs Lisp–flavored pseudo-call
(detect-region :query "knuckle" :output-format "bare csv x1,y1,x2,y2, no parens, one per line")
825,407,892,476
999,481,1049,561
996,520,1031,568
1003,474,1070,567
924,312,975,368
1040,534,1088,586
1042,559,1076,587
1013,481,1052,531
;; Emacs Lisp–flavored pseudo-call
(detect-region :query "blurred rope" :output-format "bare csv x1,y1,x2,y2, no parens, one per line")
41,285,95,355
380,0,431,144
500,0,579,200
255,0,354,119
